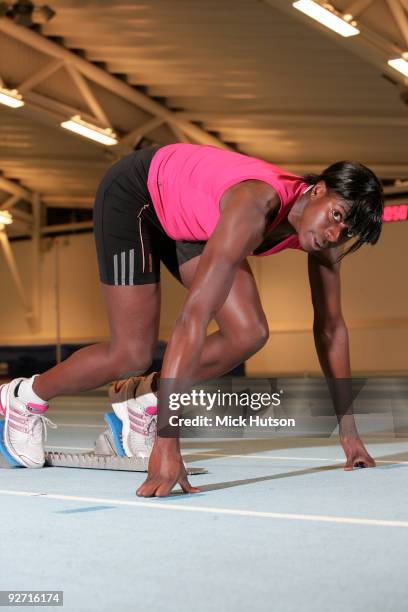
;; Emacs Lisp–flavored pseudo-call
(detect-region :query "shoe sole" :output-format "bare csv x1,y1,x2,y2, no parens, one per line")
111,400,133,458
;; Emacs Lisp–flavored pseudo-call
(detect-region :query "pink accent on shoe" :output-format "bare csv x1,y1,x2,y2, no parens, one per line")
145,406,157,416
9,419,27,434
130,421,145,433
8,412,26,424
130,425,147,436
27,402,48,414
128,407,141,419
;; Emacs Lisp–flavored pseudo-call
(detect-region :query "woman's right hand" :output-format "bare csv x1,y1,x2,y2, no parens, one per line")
136,438,200,498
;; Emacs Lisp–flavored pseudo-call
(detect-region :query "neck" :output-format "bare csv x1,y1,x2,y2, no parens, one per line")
288,190,311,232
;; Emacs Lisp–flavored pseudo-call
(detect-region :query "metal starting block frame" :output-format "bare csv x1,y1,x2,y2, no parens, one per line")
0,413,208,475
46,451,148,471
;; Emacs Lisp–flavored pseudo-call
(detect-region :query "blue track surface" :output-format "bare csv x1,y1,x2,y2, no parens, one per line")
1,394,407,612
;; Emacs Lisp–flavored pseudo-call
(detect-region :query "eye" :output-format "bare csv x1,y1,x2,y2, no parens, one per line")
332,210,342,222
346,229,354,239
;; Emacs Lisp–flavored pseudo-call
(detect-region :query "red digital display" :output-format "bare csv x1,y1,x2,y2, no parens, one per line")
383,205,408,222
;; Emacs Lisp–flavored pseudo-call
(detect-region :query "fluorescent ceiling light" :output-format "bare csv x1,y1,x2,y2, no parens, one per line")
293,1,360,37
0,211,13,226
60,115,118,146
388,58,408,78
0,87,24,108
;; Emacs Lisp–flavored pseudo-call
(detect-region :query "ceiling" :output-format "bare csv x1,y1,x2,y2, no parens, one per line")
1,0,408,237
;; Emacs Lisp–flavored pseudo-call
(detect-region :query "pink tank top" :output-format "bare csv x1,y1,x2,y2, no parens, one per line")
147,144,309,257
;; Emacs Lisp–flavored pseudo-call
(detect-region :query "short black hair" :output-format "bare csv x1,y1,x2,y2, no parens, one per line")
303,161,384,257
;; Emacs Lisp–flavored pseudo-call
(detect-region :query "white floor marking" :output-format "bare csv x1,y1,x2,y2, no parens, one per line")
190,452,408,465
0,488,407,528
41,449,408,465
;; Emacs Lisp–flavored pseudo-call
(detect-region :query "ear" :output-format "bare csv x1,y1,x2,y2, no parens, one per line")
312,180,327,198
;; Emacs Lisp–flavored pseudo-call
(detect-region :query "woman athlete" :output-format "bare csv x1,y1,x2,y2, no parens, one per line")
0,144,383,497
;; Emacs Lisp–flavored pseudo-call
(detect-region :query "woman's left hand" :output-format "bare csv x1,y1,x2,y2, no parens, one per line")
340,436,376,470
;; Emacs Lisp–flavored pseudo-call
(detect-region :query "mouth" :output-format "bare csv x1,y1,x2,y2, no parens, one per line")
313,235,329,250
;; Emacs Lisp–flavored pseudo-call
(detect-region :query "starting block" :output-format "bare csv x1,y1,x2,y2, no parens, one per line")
0,412,208,475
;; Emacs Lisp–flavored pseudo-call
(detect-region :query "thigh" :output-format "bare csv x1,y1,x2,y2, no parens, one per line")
178,254,267,335
101,282,161,353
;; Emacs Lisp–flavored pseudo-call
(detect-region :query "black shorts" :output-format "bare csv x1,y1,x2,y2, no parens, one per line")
93,147,206,285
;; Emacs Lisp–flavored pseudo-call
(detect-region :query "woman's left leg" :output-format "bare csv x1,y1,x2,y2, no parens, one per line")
177,256,269,381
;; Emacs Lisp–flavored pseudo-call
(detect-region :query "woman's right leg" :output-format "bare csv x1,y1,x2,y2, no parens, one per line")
0,281,160,467
33,282,161,401
1,148,165,467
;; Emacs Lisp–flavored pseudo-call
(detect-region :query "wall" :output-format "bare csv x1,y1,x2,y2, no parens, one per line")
0,221,406,374
247,221,408,375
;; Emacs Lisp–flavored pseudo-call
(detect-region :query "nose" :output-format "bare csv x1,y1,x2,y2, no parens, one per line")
325,224,343,244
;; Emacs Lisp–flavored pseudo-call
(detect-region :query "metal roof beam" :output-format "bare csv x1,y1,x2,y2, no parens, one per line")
168,122,192,143
0,231,32,313
10,209,33,224
26,90,105,127
119,116,165,149
0,175,32,201
41,221,93,235
176,111,408,128
386,0,408,48
65,62,111,126
0,156,107,169
0,175,35,223
269,0,404,85
0,194,20,211
344,0,375,18
18,58,64,94
0,17,231,150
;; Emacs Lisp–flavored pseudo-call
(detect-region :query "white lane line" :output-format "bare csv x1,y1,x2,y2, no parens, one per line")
190,452,408,465
41,450,408,465
192,453,342,461
0,489,407,528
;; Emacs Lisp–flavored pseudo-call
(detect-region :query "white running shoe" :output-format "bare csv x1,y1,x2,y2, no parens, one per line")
0,378,57,468
108,373,158,459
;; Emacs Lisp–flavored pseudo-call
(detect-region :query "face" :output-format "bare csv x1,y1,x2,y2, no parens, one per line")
297,181,354,253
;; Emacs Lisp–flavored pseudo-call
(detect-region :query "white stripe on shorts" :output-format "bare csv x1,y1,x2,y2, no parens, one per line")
121,251,126,285
129,249,134,285
113,254,118,285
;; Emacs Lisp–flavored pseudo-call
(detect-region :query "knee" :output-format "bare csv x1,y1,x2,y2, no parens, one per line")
109,344,154,378
248,320,269,353
229,319,269,357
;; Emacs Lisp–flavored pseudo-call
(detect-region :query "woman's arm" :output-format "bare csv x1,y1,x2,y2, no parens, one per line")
308,251,375,469
137,181,279,497
308,250,349,377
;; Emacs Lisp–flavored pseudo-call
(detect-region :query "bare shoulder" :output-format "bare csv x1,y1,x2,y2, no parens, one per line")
220,180,280,215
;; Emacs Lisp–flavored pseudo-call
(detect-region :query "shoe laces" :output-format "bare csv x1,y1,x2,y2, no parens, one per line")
145,414,157,449
128,404,156,448
27,413,57,443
